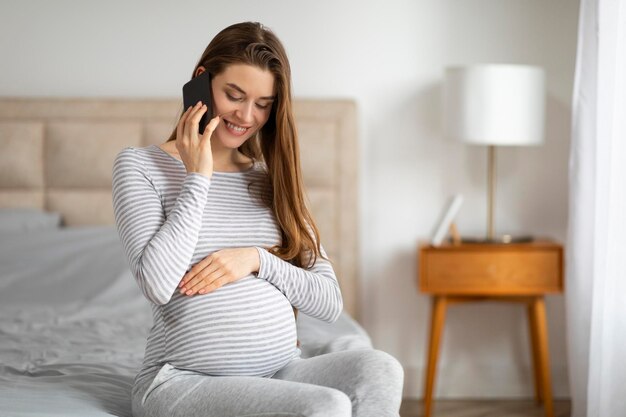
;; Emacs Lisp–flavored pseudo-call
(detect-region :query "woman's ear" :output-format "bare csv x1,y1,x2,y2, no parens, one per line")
195,66,206,77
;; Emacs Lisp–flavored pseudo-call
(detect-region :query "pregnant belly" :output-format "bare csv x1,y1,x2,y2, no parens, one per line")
162,276,298,377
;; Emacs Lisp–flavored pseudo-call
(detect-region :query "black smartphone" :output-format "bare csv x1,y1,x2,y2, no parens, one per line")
182,71,213,135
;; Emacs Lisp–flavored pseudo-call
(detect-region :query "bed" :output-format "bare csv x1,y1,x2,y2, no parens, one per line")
0,97,370,416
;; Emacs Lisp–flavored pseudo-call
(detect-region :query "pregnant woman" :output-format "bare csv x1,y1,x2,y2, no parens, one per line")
112,21,404,417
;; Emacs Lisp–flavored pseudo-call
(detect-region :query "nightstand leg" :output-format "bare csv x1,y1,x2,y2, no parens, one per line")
532,297,554,417
527,300,543,404
424,296,448,417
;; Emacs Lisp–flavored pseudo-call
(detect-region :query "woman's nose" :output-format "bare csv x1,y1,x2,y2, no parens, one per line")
236,102,254,124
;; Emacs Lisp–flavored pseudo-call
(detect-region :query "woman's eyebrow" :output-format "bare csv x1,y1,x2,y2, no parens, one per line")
226,83,275,100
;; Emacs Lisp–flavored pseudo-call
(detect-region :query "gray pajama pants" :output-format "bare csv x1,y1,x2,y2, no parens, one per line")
131,349,404,417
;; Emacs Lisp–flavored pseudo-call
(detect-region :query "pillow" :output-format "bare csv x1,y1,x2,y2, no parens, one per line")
0,208,63,233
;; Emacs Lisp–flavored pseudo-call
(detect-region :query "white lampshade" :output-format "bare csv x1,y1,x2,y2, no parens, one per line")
444,64,546,146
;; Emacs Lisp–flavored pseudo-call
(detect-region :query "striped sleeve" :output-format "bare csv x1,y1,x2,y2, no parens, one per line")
253,243,343,323
111,147,211,306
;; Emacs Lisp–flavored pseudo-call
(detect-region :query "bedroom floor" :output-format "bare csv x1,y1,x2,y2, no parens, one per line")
399,399,571,417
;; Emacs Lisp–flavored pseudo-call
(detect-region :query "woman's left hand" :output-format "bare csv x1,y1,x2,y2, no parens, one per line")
178,247,260,296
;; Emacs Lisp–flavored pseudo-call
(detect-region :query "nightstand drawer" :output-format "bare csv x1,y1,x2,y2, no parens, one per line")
419,241,563,295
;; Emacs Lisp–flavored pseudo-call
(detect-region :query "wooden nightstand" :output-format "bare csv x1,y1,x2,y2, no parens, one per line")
417,239,564,417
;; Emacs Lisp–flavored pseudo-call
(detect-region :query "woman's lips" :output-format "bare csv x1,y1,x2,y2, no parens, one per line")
223,119,251,136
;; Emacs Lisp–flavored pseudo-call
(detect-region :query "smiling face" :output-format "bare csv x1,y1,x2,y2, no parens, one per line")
204,64,276,149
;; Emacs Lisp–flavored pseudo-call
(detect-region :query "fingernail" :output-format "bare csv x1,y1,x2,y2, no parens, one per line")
186,290,192,295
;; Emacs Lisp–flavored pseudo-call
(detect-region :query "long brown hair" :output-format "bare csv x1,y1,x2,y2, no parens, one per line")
166,22,328,269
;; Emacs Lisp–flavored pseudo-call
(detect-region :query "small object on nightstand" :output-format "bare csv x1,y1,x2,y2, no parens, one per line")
448,222,461,246
431,194,464,246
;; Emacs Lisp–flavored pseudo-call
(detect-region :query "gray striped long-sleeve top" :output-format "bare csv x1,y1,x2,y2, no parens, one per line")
111,144,343,384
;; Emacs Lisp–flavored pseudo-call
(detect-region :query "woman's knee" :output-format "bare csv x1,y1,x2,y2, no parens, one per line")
364,350,403,379
348,350,404,416
306,388,352,417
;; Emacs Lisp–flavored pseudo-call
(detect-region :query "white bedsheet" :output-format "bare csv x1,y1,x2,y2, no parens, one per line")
0,226,371,417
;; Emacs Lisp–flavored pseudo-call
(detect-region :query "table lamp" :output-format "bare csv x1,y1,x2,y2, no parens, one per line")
443,64,546,244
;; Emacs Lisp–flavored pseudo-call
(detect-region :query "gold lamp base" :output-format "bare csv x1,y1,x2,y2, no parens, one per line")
459,235,535,244
481,145,534,245
445,223,534,245
444,144,534,247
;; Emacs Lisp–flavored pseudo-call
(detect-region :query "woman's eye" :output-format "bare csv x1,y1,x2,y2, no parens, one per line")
225,92,270,109
226,93,242,102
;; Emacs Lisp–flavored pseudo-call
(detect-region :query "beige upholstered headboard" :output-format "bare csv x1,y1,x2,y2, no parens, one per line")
0,98,360,322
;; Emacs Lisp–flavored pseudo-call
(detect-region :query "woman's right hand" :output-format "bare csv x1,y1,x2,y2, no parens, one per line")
176,100,220,178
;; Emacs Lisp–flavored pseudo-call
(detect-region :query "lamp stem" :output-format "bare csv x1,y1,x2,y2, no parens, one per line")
487,145,496,240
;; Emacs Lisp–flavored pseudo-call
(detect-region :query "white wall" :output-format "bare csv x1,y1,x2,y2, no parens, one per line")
0,0,579,399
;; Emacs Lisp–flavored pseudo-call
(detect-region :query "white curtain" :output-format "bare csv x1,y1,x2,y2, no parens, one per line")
566,0,626,416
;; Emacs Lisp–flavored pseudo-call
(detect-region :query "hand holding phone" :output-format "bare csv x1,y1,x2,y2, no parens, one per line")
176,101,220,179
